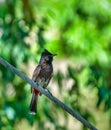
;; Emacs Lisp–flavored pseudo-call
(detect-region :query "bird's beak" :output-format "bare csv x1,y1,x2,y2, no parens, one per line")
52,54,57,57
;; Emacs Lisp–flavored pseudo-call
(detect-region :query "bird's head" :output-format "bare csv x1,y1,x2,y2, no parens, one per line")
40,49,57,64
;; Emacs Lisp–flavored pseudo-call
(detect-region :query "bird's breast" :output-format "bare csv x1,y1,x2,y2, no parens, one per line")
40,64,53,79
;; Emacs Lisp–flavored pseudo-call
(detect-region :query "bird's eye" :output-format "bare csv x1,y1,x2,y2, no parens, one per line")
45,56,49,61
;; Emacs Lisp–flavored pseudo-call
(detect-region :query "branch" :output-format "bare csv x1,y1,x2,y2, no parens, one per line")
0,57,98,130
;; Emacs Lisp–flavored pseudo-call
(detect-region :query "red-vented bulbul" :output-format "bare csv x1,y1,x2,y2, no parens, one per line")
29,49,57,115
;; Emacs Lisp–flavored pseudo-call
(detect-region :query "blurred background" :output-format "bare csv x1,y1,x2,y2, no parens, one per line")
0,0,111,130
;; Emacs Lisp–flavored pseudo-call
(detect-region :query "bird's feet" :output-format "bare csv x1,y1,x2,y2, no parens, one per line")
45,89,52,96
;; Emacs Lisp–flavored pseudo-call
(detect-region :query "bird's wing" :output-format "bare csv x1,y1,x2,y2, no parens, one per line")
32,65,41,81
31,65,41,93
44,73,53,88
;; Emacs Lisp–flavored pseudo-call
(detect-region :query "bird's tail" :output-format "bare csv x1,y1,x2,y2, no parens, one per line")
29,92,38,115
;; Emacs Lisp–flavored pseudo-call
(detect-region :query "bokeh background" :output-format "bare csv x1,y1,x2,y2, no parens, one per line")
0,0,111,130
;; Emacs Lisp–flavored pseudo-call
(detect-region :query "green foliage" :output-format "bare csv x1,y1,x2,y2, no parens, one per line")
0,0,111,130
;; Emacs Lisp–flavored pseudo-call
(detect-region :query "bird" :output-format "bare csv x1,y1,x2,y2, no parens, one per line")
29,49,57,115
